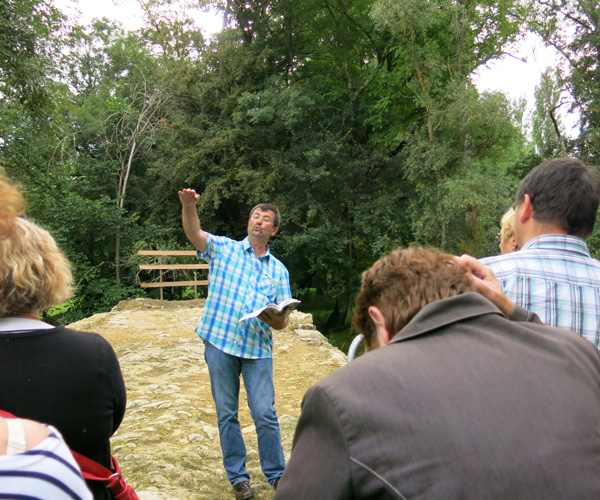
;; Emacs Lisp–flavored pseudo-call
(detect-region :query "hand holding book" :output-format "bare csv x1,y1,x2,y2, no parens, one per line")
239,298,301,323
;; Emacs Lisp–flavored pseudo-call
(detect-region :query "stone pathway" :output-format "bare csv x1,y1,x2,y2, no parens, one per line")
69,299,347,500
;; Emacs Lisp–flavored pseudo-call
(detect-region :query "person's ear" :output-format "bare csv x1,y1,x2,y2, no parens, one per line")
368,306,392,349
518,194,534,224
511,236,519,251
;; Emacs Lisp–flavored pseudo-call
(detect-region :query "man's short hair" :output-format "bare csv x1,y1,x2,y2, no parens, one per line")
0,218,73,317
517,158,600,238
250,203,281,228
353,247,474,348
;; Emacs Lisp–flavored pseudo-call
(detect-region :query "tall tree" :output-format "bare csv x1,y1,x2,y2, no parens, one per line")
533,68,569,157
371,0,525,251
531,0,599,161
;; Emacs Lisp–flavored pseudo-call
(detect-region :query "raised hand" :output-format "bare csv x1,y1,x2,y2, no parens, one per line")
455,254,515,317
178,188,200,206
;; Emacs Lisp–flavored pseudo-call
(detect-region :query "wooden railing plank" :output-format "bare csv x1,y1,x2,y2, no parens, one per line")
137,250,198,256
138,250,208,298
139,264,209,270
141,280,209,288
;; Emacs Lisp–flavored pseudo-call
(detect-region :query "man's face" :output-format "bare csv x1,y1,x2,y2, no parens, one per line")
247,208,278,241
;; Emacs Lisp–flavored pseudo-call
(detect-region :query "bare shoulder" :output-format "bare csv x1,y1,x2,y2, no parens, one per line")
0,417,51,454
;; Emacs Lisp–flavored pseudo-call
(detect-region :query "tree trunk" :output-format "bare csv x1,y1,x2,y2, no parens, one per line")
115,234,121,286
325,294,349,331
114,139,137,287
549,105,567,156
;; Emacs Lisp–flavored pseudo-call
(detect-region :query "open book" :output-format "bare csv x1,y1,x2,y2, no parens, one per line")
239,298,301,322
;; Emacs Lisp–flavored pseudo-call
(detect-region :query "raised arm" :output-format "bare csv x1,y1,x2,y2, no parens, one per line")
178,189,208,252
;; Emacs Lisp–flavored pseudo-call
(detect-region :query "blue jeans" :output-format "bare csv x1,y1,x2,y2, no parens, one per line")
203,341,285,486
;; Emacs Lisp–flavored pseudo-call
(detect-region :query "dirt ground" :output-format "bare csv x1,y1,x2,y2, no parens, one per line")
69,298,347,500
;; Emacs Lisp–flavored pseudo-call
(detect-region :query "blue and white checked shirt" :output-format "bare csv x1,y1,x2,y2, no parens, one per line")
196,233,292,359
481,234,600,347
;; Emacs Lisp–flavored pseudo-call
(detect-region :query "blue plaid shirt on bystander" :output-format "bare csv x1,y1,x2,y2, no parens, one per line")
481,234,600,347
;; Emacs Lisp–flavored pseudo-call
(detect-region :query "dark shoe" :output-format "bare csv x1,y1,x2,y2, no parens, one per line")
233,481,254,500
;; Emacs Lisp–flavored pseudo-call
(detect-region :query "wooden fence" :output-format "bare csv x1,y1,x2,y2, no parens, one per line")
137,250,208,300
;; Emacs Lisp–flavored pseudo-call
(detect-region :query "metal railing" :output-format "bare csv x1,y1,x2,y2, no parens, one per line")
347,334,366,363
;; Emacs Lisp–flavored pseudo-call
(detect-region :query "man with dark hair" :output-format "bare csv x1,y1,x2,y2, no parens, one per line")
179,189,290,499
482,157,600,347
274,248,600,500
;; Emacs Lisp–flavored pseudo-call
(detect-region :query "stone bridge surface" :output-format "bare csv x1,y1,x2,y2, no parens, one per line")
69,299,347,500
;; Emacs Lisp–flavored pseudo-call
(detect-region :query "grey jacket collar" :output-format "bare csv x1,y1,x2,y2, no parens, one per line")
390,293,504,344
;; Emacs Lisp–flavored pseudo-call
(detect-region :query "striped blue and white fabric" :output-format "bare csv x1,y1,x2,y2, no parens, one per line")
196,233,292,359
0,424,92,500
481,234,600,347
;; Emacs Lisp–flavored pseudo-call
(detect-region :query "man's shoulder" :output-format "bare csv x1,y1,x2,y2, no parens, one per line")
316,342,398,390
198,233,240,256
481,246,600,274
205,232,239,246
479,252,520,272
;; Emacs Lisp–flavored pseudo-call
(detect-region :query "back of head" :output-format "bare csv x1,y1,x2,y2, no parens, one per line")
517,158,600,238
0,217,73,317
499,206,518,253
500,207,515,241
353,247,474,348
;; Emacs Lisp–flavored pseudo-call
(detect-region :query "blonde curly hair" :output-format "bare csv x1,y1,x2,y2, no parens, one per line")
500,207,516,246
0,175,26,237
0,213,73,317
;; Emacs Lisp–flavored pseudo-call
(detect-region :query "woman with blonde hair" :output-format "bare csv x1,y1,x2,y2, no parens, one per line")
0,176,126,500
497,206,519,254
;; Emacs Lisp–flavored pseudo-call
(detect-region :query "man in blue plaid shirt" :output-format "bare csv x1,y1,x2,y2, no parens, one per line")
179,188,291,500
481,158,600,347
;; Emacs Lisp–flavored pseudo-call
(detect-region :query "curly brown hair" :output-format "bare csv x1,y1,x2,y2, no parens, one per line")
353,247,474,348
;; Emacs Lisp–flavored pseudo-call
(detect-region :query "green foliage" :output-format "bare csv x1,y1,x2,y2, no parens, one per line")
6,0,595,336
0,0,63,110
530,0,599,161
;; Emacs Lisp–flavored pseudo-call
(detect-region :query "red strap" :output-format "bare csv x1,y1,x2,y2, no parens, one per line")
0,410,16,419
72,452,135,500
70,449,114,482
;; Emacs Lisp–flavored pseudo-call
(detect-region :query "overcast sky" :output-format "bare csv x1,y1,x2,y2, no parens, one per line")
54,0,223,35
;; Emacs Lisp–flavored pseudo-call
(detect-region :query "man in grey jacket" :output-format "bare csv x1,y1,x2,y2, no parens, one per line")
275,248,600,500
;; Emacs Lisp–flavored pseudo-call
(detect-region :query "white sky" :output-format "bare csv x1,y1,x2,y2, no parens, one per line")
473,32,578,139
474,33,551,107
54,0,577,138
54,0,223,35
